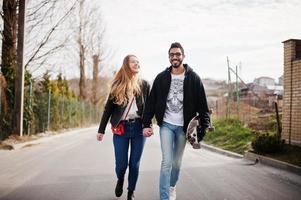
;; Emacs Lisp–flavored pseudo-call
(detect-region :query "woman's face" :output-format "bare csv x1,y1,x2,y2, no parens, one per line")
128,56,140,75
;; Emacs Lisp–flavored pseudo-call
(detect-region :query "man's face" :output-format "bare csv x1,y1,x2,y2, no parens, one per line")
169,48,185,68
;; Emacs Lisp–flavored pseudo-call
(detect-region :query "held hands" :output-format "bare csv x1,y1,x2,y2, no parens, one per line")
97,128,152,140
143,128,153,137
96,133,104,141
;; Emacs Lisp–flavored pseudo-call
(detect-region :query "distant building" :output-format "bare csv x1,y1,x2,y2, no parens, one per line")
266,85,283,96
202,78,226,90
250,83,268,96
254,76,275,87
240,83,269,98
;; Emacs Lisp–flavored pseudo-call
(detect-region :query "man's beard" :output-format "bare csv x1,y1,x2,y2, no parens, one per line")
171,59,182,68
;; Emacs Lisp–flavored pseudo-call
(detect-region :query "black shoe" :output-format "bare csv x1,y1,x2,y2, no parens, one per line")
127,191,134,200
115,179,124,197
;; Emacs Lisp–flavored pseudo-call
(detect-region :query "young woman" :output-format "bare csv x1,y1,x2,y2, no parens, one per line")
96,55,150,200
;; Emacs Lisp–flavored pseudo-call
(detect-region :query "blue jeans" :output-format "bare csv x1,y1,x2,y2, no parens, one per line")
113,120,146,192
159,121,186,200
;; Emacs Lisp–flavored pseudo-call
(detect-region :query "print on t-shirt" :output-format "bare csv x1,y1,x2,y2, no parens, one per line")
166,78,184,113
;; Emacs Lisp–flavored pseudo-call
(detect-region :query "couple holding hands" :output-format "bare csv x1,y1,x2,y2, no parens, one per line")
97,42,210,200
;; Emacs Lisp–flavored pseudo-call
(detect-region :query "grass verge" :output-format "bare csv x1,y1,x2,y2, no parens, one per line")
204,118,255,154
204,118,301,167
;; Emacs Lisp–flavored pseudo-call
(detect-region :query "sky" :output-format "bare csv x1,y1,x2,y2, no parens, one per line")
96,0,301,83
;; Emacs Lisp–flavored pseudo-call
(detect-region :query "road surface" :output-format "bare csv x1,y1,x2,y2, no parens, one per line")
0,126,300,200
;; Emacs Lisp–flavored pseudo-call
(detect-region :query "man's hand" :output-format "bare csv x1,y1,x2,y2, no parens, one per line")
143,128,153,137
96,133,104,141
197,127,206,143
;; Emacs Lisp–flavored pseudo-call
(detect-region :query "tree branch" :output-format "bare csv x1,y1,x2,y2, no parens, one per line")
24,0,77,69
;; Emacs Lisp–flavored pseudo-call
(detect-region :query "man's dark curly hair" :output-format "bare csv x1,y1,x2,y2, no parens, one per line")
168,42,185,55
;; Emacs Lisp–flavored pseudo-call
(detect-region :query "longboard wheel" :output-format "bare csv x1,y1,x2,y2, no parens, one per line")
192,143,201,149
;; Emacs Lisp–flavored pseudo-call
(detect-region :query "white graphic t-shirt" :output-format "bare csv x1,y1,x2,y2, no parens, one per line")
163,71,185,126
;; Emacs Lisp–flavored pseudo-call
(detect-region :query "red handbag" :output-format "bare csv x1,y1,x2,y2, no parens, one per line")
111,121,125,135
111,97,134,135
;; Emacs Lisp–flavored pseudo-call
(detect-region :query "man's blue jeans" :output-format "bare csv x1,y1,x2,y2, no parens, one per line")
113,120,146,192
159,121,186,200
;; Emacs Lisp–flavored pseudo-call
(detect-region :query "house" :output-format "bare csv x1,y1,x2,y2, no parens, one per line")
254,76,275,87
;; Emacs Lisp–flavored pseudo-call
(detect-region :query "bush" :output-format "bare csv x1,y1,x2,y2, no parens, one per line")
251,133,284,154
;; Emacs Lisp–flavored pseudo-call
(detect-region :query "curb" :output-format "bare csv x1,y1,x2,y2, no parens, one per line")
201,143,301,175
11,126,98,150
201,142,244,159
244,151,301,175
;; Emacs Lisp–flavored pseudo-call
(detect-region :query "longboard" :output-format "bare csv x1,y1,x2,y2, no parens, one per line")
186,109,214,149
186,115,201,149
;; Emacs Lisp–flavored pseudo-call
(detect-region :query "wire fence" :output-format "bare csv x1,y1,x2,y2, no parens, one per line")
208,95,283,133
24,89,102,135
0,83,103,136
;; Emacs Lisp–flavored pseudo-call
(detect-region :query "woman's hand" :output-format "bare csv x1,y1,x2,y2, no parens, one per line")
96,133,104,141
143,128,153,137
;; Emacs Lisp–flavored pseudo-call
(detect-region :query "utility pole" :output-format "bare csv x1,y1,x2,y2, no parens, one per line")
14,0,26,136
227,57,231,118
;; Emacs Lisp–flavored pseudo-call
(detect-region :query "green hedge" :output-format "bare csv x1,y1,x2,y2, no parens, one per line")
251,133,284,154
22,72,102,135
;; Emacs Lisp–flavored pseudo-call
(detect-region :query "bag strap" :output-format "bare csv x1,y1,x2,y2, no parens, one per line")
123,97,135,120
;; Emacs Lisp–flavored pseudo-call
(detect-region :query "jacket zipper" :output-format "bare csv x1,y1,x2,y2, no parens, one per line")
183,73,187,126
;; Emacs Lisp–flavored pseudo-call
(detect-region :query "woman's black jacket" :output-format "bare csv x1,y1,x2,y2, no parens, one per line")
98,80,150,134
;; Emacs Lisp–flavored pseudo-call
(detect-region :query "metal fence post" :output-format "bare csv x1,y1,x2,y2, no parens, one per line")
61,95,65,120
81,101,84,126
47,88,51,131
28,79,32,135
68,100,71,127
89,103,92,124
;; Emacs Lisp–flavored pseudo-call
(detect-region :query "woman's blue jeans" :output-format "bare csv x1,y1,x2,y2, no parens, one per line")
113,120,146,192
159,121,186,200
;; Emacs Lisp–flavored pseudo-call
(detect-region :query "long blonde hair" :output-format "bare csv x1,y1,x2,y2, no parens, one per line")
110,55,141,106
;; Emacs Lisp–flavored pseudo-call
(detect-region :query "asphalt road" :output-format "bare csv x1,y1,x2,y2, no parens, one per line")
0,126,300,200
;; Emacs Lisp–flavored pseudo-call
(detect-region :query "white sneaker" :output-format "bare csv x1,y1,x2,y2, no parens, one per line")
169,186,176,200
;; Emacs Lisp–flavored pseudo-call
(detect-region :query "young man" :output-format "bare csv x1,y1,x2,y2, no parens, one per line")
142,42,210,200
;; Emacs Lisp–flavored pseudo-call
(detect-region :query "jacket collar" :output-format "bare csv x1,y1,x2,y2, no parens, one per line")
166,64,193,75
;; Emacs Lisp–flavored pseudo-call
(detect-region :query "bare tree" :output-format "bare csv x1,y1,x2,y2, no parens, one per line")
89,10,107,105
1,0,17,95
24,0,77,73
91,54,100,104
78,0,86,100
71,0,111,101
0,0,78,138
0,0,18,138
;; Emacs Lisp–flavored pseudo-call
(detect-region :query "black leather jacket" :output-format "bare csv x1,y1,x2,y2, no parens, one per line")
98,80,150,134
